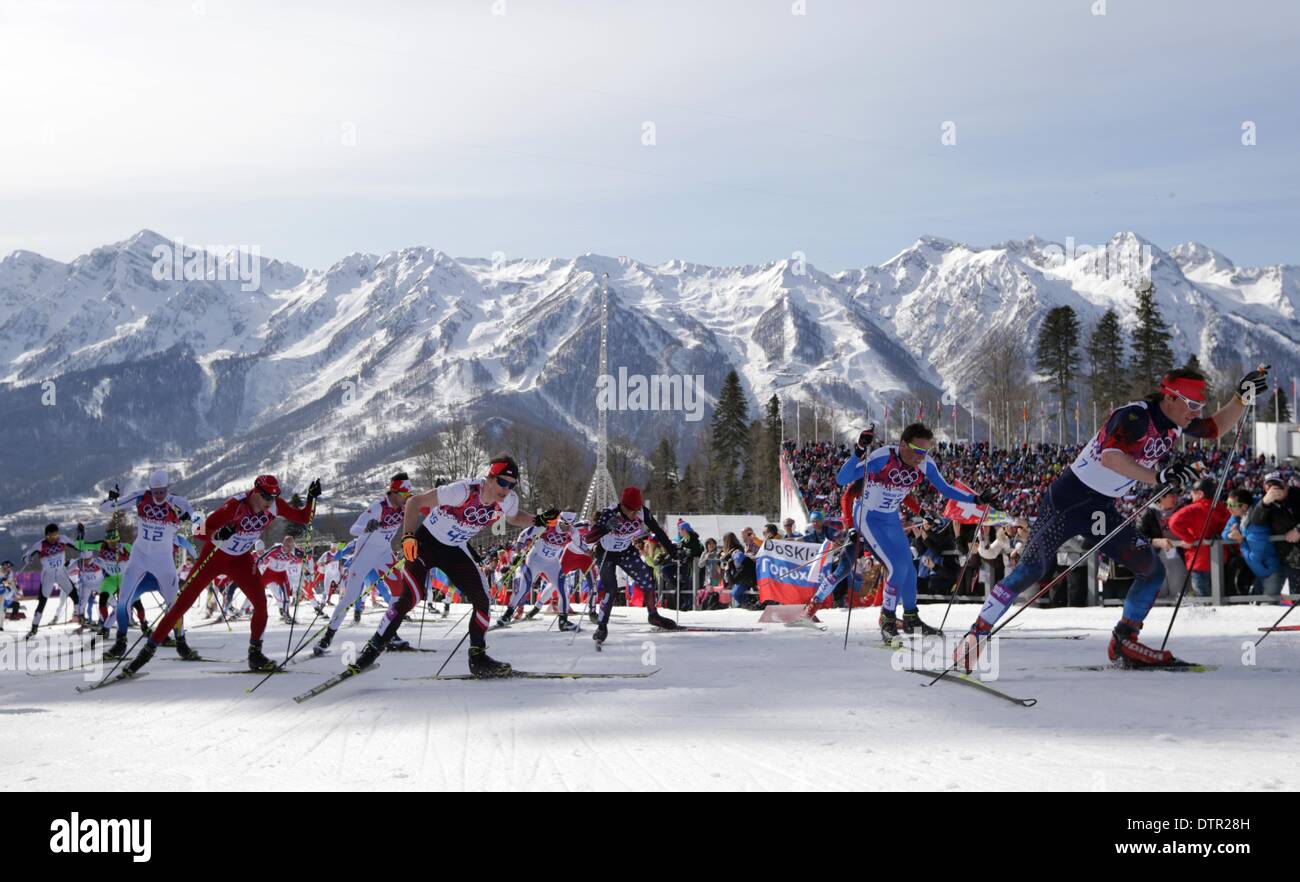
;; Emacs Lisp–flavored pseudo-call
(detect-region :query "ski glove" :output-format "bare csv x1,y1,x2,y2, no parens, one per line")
107,484,120,503
1158,463,1198,489
306,478,323,500
975,488,999,506
213,524,235,542
402,533,419,562
854,423,876,458
364,519,380,533
76,523,85,541
1236,367,1269,404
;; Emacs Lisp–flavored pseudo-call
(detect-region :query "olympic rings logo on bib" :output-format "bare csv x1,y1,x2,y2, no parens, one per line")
458,506,496,527
1141,436,1174,460
140,502,172,521
238,514,270,532
887,468,920,485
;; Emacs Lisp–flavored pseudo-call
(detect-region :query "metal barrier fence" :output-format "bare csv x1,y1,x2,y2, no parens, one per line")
915,537,1297,606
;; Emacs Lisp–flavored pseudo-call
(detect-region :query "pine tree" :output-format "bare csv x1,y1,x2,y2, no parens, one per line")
1035,305,1082,415
710,370,750,511
647,437,680,511
1128,279,1174,396
1087,310,1127,408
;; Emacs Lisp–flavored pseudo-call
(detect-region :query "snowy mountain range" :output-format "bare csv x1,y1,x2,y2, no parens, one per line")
1,229,1297,549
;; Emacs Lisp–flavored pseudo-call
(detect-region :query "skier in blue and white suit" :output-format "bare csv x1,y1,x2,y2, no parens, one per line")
836,422,996,641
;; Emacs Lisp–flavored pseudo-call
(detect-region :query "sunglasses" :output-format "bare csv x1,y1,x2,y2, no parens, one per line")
1169,390,1205,413
257,490,278,501
493,476,517,490
904,442,930,457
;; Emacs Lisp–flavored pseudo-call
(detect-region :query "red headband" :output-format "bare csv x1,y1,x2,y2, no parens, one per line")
1160,376,1206,402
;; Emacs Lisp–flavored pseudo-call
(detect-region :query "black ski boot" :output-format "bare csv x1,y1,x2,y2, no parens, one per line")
467,646,512,678
557,616,579,632
387,636,411,651
104,634,129,660
353,607,361,624
124,641,156,674
247,639,277,672
25,625,37,640
902,609,942,637
174,635,201,661
879,611,899,644
350,636,384,672
647,611,678,630
593,624,608,644
313,628,335,656
524,606,541,620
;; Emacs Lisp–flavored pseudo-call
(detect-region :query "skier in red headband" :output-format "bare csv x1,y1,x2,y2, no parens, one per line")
956,364,1268,670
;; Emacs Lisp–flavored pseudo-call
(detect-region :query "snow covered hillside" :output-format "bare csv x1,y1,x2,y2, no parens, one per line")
2,230,1297,544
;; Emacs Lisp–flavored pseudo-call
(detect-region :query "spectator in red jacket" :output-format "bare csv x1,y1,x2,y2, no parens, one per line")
1167,478,1231,596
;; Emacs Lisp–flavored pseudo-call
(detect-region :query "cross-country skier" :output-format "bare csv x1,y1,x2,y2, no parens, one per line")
509,511,581,632
123,474,319,674
21,523,82,639
72,528,131,637
100,470,197,659
836,423,994,642
587,487,680,645
955,366,1268,670
0,560,17,629
257,535,305,624
349,455,551,677
313,473,410,656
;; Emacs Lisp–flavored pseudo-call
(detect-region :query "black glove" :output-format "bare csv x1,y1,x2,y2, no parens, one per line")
854,423,876,458
364,519,380,533
532,513,547,527
975,488,999,506
306,478,322,500
76,523,85,541
213,524,235,542
844,529,861,544
107,484,120,503
1158,463,1198,489
1236,367,1269,404
179,511,191,522
543,506,561,521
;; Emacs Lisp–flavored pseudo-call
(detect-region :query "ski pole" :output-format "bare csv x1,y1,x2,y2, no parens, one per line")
928,484,1174,687
1255,602,1300,648
1160,396,1254,650
938,505,992,634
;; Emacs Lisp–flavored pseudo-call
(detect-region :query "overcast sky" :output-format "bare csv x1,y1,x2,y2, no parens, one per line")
2,0,1297,270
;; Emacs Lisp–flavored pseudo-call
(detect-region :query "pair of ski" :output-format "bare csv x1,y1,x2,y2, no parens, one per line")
908,658,1212,708
292,664,658,703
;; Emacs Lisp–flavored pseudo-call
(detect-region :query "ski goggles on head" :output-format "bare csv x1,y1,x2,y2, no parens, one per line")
1161,377,1207,412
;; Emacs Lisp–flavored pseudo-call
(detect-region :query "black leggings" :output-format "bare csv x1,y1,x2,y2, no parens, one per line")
382,526,492,648
595,546,659,626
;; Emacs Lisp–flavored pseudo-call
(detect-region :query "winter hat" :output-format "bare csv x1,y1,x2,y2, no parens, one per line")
676,519,693,534
149,469,169,490
620,486,644,510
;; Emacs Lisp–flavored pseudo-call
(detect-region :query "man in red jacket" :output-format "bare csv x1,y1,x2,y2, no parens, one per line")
1167,477,1230,597
125,475,319,673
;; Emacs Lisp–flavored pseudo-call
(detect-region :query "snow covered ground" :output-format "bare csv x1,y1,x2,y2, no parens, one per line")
2,601,1298,792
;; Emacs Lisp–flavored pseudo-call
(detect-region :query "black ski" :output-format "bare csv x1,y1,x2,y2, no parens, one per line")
651,625,760,633
907,668,1037,707
398,669,659,681
203,668,311,675
76,671,151,693
293,664,381,703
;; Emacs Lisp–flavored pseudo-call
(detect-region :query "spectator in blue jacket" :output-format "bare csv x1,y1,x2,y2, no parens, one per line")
1223,488,1283,596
